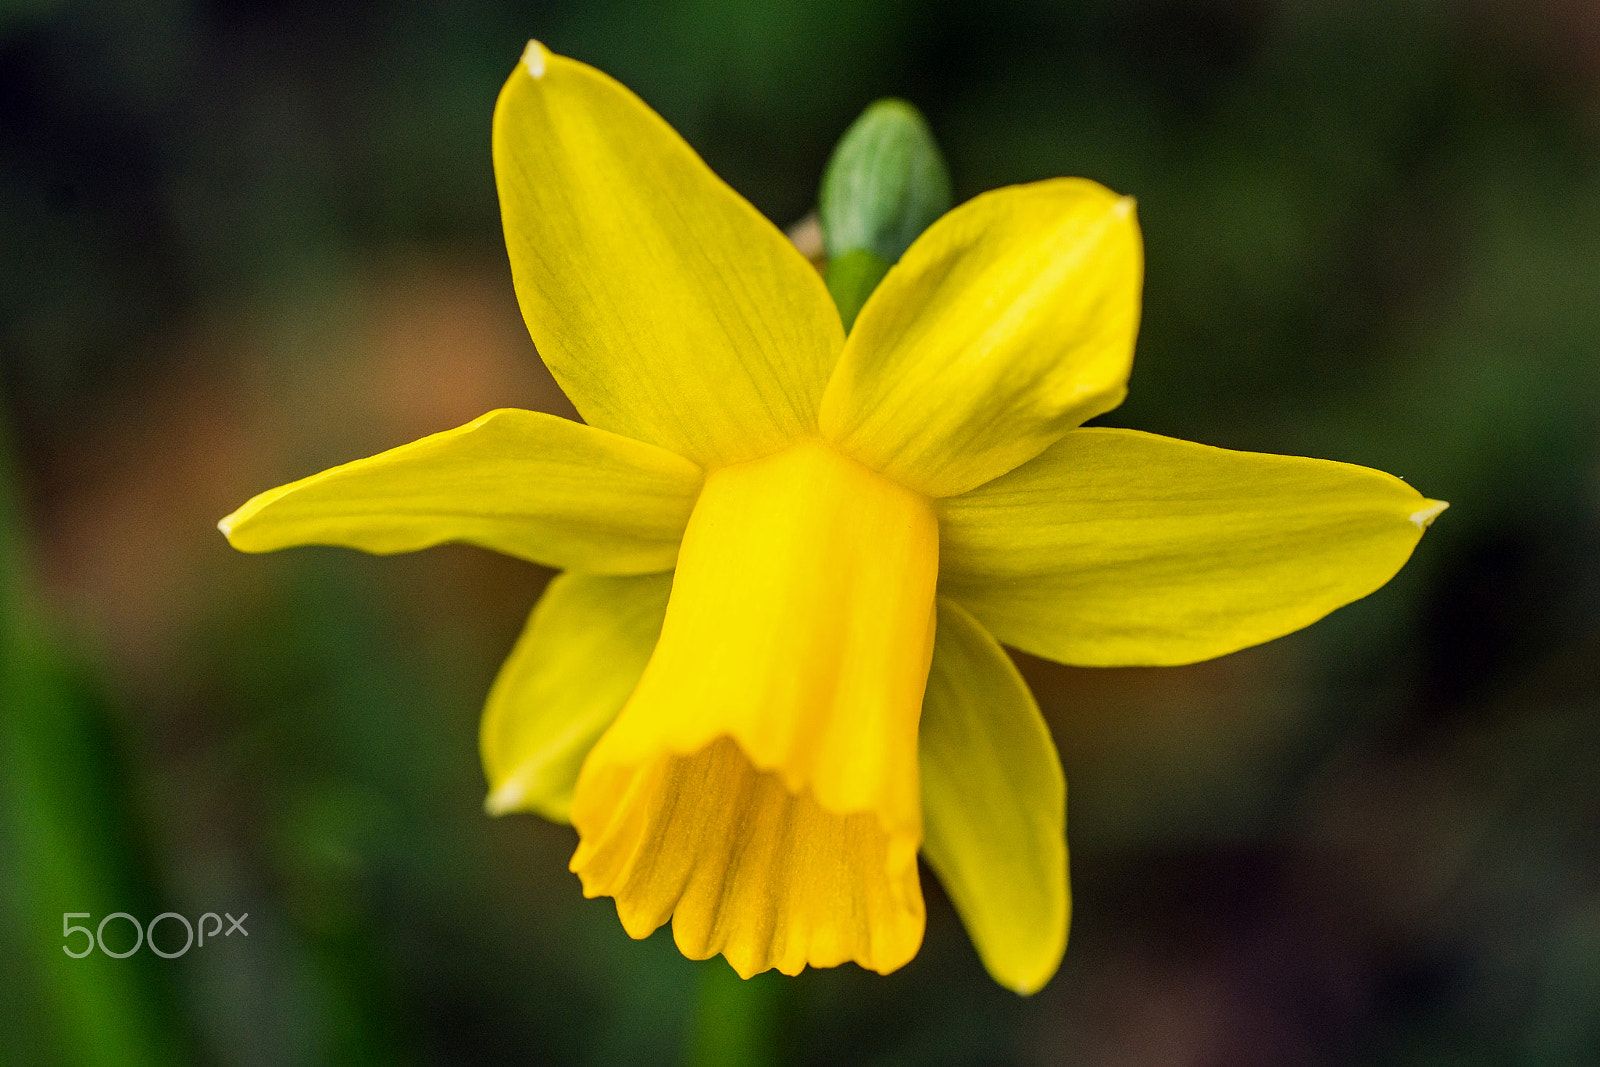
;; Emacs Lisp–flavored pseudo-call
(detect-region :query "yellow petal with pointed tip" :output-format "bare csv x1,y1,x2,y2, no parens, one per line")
481,571,672,823
494,42,844,469
939,427,1447,666
569,438,938,977
819,178,1142,498
920,598,1068,995
219,408,702,574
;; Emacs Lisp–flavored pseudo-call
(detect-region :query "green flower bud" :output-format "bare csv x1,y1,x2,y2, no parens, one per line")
819,99,953,330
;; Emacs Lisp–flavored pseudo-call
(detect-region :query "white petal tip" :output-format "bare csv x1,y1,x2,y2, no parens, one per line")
1113,195,1136,218
216,516,234,537
483,779,525,816
1409,500,1449,529
521,39,548,79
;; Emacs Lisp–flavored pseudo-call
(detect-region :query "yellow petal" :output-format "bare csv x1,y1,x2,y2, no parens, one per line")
494,42,844,469
481,571,672,823
920,599,1068,995
818,179,1142,497
569,438,939,976
219,408,702,574
939,427,1448,667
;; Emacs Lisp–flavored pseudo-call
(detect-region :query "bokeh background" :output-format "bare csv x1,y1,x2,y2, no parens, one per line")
3,0,1599,1063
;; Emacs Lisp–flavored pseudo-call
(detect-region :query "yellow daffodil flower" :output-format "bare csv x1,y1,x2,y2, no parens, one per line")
219,41,1446,993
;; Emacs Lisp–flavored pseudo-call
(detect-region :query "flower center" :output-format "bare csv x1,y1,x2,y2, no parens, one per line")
568,437,940,976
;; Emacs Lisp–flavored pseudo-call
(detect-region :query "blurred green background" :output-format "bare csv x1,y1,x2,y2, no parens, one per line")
3,0,1599,1063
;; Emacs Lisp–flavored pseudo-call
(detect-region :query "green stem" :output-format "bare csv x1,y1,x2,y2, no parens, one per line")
825,249,892,332
686,962,792,1067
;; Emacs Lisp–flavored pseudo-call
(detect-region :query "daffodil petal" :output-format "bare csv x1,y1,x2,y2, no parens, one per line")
819,178,1142,497
219,408,702,574
493,42,844,469
481,571,672,823
940,428,1448,667
920,599,1067,995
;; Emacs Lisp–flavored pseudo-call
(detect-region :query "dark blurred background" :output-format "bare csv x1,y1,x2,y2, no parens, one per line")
2,0,1598,1064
